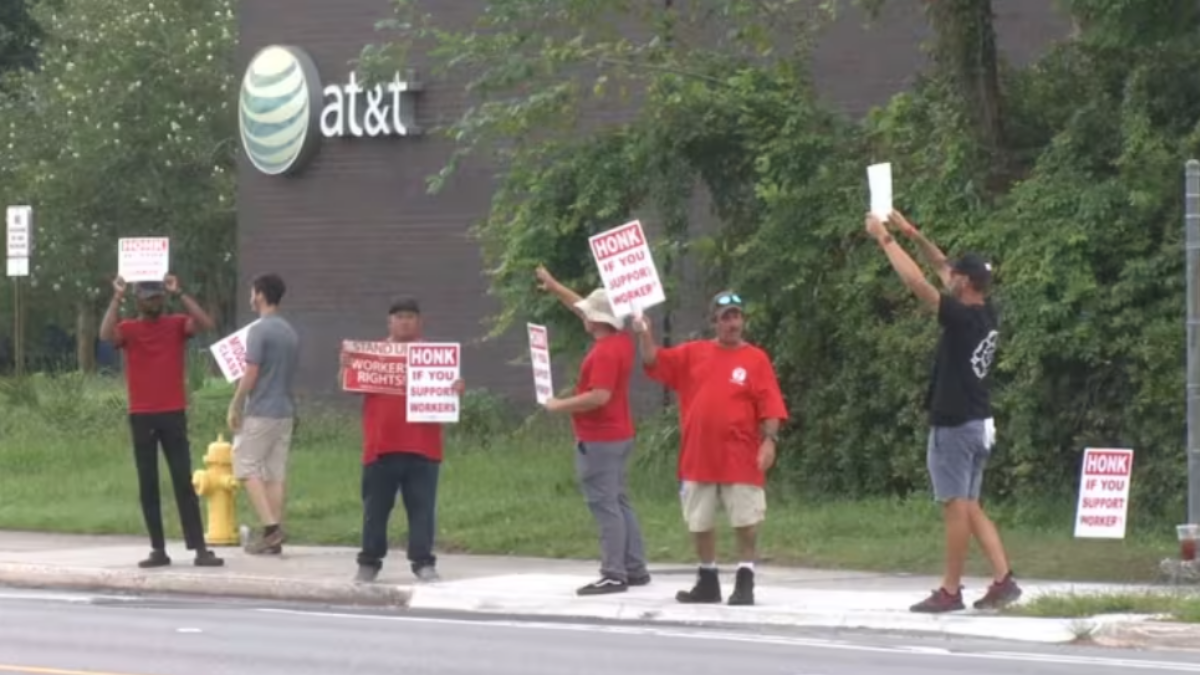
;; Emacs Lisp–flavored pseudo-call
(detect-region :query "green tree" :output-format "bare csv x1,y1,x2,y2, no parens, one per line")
0,0,238,370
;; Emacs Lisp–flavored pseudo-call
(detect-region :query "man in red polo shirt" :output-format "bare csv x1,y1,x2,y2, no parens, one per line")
339,297,464,583
99,274,224,569
633,290,787,606
536,265,649,596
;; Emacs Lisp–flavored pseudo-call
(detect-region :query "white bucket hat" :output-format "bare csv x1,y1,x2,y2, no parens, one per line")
574,288,623,330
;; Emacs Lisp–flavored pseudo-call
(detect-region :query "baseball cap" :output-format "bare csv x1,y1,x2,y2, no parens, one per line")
949,253,993,291
389,297,421,315
135,281,165,299
573,288,622,329
709,290,745,317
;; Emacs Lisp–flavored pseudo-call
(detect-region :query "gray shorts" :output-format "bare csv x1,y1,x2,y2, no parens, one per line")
927,418,994,502
233,416,294,482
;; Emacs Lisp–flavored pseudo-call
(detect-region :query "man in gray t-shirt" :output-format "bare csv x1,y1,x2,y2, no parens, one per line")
228,273,300,555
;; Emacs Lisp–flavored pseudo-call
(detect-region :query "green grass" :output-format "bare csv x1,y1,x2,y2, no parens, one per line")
1011,591,1200,623
0,368,1179,582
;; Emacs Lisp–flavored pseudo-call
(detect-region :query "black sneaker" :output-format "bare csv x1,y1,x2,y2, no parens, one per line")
973,572,1022,610
355,565,380,583
578,576,628,596
194,550,225,567
910,587,966,613
137,550,171,569
676,567,722,604
727,567,755,606
628,573,652,587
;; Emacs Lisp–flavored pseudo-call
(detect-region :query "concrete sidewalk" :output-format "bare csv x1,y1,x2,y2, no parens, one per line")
0,530,1181,646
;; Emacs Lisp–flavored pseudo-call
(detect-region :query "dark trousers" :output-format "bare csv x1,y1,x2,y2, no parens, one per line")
128,411,207,552
357,452,440,572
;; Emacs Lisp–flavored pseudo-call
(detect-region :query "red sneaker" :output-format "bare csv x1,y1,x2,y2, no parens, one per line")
910,587,965,613
973,573,1022,610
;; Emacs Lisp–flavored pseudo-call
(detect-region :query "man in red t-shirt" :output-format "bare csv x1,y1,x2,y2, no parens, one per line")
634,290,787,606
536,266,649,596
339,297,464,583
98,274,224,569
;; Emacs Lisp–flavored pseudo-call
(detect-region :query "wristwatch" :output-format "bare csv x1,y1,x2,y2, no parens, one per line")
761,430,779,443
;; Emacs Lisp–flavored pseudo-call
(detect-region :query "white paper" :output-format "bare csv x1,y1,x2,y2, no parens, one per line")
527,323,553,404
1073,448,1134,539
867,162,893,219
118,237,170,282
209,320,259,383
405,342,461,423
588,219,666,319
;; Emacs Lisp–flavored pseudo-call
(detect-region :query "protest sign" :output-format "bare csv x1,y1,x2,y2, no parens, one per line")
1073,448,1135,539
867,162,893,219
588,219,665,319
527,323,553,404
341,340,407,394
118,237,170,282
406,342,461,423
209,320,259,383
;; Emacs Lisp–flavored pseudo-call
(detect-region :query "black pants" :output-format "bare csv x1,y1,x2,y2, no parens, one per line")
129,411,207,552
356,452,440,572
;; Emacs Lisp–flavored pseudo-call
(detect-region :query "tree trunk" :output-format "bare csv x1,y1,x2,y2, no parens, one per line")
925,0,1008,191
76,299,96,373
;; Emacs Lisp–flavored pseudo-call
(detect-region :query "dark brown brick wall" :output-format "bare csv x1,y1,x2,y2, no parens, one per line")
236,0,1072,409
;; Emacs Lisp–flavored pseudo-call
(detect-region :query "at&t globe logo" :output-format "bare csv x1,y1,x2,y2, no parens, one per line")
238,45,322,176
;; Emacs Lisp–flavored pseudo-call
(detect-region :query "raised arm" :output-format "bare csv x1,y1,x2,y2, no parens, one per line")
888,210,951,288
165,274,216,333
99,276,127,344
866,213,941,311
535,265,585,319
630,312,658,367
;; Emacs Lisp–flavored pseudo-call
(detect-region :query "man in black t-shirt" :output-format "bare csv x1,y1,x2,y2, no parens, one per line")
865,210,1021,614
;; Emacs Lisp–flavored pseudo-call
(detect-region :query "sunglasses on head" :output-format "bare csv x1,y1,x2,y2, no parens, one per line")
715,293,742,306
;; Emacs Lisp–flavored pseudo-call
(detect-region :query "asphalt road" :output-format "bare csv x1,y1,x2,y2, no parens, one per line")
2,589,1200,675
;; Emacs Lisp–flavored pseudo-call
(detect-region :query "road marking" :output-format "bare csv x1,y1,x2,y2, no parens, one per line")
175,628,202,633
0,665,149,675
257,608,1200,672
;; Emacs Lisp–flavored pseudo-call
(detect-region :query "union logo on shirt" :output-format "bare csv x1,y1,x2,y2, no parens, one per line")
730,366,747,386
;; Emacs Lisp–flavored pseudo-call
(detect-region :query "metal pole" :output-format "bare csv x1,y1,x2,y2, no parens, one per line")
1186,159,1200,524
12,276,22,378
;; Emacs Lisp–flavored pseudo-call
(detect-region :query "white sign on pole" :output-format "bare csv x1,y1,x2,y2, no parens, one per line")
209,320,260,383
867,162,893,219
527,323,554,404
118,237,170,282
405,342,461,423
588,219,666,319
6,258,28,277
6,205,31,278
1073,447,1135,539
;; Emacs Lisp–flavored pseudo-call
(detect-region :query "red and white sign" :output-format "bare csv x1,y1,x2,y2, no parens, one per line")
406,342,461,423
341,340,408,394
209,320,259,383
588,220,665,319
118,237,170,283
1074,448,1135,539
527,323,553,404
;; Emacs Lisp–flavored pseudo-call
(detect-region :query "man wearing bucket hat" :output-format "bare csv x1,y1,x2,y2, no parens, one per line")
631,290,788,606
865,209,1021,613
536,265,649,596
99,273,224,569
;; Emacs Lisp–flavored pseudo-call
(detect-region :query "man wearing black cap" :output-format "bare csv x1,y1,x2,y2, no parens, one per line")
865,210,1020,614
99,274,224,569
340,297,464,583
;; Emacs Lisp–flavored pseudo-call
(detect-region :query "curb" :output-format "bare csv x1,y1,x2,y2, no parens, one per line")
0,563,412,607
1091,619,1200,651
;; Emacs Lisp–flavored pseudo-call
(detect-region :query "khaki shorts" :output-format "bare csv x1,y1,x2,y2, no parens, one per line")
680,482,766,532
233,417,294,482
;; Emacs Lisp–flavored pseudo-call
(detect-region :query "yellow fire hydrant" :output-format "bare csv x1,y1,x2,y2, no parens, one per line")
192,433,240,546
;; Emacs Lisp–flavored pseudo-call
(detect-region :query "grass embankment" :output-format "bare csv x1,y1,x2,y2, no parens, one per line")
1013,592,1200,623
0,369,1177,582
